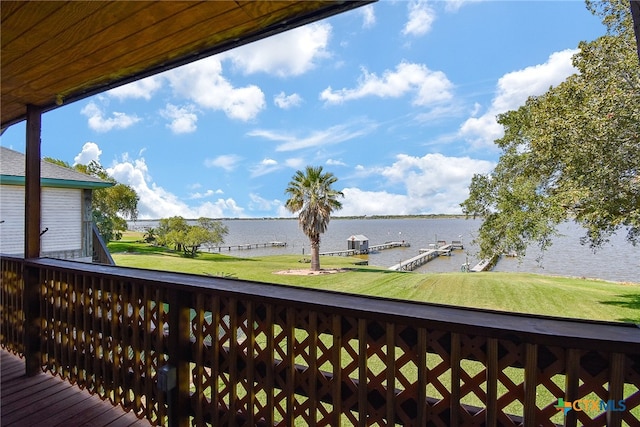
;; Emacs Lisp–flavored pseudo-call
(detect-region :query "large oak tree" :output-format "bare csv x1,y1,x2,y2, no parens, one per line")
461,0,639,258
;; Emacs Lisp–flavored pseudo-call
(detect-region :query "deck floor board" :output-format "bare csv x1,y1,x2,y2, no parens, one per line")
1,350,152,427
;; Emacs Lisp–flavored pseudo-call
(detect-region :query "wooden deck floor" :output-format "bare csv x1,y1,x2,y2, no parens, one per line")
1,350,152,427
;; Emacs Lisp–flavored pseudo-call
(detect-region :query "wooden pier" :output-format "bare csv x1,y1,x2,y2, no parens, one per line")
212,241,286,252
470,254,500,272
390,244,462,272
389,249,439,271
322,241,410,256
368,241,410,252
319,249,357,256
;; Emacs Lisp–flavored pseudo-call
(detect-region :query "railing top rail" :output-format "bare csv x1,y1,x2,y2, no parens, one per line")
22,257,640,353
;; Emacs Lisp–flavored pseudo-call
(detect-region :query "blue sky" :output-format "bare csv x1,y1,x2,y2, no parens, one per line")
1,1,606,219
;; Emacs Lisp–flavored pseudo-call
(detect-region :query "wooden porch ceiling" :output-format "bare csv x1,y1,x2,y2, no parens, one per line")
1,0,371,129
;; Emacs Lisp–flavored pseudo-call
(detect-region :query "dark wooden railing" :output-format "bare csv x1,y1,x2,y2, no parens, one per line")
1,255,639,426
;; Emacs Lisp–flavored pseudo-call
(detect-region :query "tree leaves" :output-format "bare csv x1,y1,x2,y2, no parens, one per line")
462,0,639,258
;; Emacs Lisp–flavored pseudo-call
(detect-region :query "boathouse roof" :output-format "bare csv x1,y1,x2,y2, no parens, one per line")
348,234,369,241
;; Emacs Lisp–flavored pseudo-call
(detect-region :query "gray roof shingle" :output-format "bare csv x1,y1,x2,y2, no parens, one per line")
0,146,110,187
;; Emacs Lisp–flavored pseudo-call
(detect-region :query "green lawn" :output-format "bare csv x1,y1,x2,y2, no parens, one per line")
109,239,640,323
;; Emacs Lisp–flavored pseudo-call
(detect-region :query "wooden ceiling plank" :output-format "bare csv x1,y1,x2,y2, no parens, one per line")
0,1,28,24
1,1,154,79
1,1,370,127
2,2,218,91
0,1,70,48
27,5,254,99
42,0,336,96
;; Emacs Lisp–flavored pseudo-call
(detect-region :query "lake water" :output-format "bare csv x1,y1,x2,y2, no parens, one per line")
128,218,639,283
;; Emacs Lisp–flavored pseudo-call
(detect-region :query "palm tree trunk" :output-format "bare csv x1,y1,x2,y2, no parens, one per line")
310,235,320,271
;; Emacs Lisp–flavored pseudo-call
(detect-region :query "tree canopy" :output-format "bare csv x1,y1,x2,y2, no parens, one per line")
155,216,228,257
461,0,639,259
45,158,139,242
285,166,343,271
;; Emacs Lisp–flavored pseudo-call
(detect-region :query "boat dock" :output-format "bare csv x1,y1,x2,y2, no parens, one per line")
212,241,287,252
469,254,500,272
322,240,410,256
320,249,357,256
369,241,410,252
389,243,462,272
388,249,440,271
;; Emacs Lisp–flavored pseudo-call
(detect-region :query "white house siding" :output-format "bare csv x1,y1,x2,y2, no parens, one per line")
0,185,84,259
0,185,24,255
42,187,82,256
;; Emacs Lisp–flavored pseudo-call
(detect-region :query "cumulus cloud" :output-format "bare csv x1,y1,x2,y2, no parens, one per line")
274,92,303,109
165,57,265,121
73,142,102,166
340,188,413,216
360,5,376,28
222,23,331,77
339,153,495,215
320,62,453,106
160,103,198,134
81,101,141,132
402,1,435,37
106,153,245,219
204,154,242,172
107,76,163,100
459,49,578,148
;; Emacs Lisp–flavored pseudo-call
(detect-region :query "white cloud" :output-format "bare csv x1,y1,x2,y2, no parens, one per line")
326,158,347,166
222,23,331,77
274,92,303,109
459,49,578,148
402,1,435,37
106,153,245,219
73,142,102,166
204,154,242,172
160,103,198,134
189,189,224,200
248,121,377,152
107,76,163,100
248,193,281,211
360,5,376,28
165,57,265,121
250,158,280,177
339,153,495,215
81,101,140,132
284,157,305,169
445,0,484,13
320,62,453,106
340,188,413,216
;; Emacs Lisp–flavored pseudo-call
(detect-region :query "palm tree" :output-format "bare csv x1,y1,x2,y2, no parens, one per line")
285,166,343,271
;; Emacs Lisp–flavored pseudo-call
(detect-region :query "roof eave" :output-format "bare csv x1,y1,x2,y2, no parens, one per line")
0,175,114,190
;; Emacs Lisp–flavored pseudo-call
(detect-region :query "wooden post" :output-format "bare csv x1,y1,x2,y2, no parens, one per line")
24,104,42,376
167,288,191,427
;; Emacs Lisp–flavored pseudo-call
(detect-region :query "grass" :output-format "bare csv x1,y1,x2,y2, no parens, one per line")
110,235,640,424
109,235,640,323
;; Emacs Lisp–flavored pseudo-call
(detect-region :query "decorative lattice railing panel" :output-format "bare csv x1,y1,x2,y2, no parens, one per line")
1,257,638,427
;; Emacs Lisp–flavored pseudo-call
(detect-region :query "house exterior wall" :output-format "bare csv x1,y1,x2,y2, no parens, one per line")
0,185,90,261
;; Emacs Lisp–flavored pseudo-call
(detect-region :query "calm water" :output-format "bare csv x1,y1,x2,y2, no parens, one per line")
129,218,639,283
